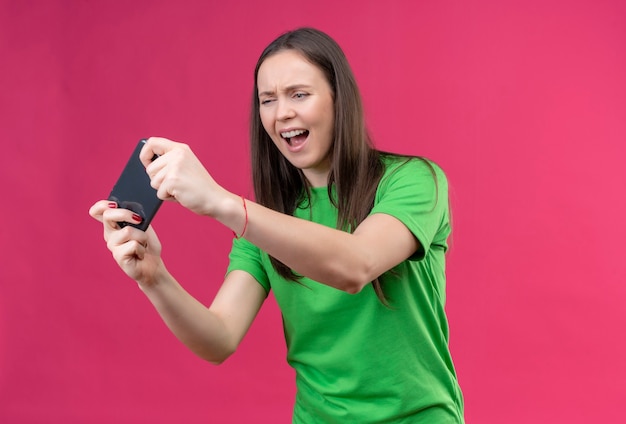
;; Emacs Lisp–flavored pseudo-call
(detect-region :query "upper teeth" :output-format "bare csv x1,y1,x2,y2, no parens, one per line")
281,129,306,139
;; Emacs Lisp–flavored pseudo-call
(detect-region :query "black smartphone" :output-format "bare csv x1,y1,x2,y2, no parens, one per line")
108,139,163,231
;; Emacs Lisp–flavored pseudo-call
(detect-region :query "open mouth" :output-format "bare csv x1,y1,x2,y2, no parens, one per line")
281,129,309,146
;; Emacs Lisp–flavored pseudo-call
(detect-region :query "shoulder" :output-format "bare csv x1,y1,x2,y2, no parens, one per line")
379,153,448,191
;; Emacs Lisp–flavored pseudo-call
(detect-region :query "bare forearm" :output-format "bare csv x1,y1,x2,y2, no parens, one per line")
214,194,376,293
139,272,235,364
249,205,370,292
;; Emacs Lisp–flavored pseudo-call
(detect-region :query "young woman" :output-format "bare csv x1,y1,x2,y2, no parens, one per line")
90,27,464,423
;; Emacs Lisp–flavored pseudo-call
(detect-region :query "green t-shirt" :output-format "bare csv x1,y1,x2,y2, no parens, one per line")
227,155,464,423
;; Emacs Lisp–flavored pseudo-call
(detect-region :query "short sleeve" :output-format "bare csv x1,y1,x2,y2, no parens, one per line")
226,237,271,293
369,157,450,260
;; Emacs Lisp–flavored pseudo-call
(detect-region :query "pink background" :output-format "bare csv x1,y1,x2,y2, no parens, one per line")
1,0,625,422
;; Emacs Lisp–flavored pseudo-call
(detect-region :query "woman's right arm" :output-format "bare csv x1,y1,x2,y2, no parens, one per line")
89,200,266,365
139,270,266,364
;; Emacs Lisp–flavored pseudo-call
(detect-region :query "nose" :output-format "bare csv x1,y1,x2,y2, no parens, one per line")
276,99,295,121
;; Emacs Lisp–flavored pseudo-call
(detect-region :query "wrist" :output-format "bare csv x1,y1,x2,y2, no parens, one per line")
232,196,248,238
136,261,168,292
213,193,248,238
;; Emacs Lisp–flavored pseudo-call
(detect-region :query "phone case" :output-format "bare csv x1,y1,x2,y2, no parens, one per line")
107,139,163,231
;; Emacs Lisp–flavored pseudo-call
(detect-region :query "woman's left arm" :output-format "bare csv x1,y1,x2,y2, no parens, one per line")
234,202,419,293
142,137,419,294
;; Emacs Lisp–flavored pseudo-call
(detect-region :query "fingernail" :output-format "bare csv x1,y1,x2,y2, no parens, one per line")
108,202,117,208
132,214,142,222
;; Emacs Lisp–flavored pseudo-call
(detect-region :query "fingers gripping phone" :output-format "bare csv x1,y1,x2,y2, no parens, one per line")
108,139,163,231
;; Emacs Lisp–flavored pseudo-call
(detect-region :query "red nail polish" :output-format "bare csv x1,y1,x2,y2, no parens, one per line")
132,213,142,222
108,202,117,208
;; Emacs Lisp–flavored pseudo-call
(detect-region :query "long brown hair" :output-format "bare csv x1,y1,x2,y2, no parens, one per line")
250,28,386,299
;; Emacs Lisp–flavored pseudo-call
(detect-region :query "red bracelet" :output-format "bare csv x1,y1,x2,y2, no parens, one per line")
233,196,248,239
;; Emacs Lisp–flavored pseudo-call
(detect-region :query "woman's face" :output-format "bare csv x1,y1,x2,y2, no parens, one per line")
257,50,335,187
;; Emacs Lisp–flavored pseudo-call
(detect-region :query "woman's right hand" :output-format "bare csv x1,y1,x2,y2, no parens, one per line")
89,200,165,287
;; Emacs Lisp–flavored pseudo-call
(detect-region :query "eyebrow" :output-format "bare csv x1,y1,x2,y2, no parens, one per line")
258,84,313,98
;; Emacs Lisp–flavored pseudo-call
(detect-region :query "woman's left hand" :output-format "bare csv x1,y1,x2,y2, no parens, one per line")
140,137,226,217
